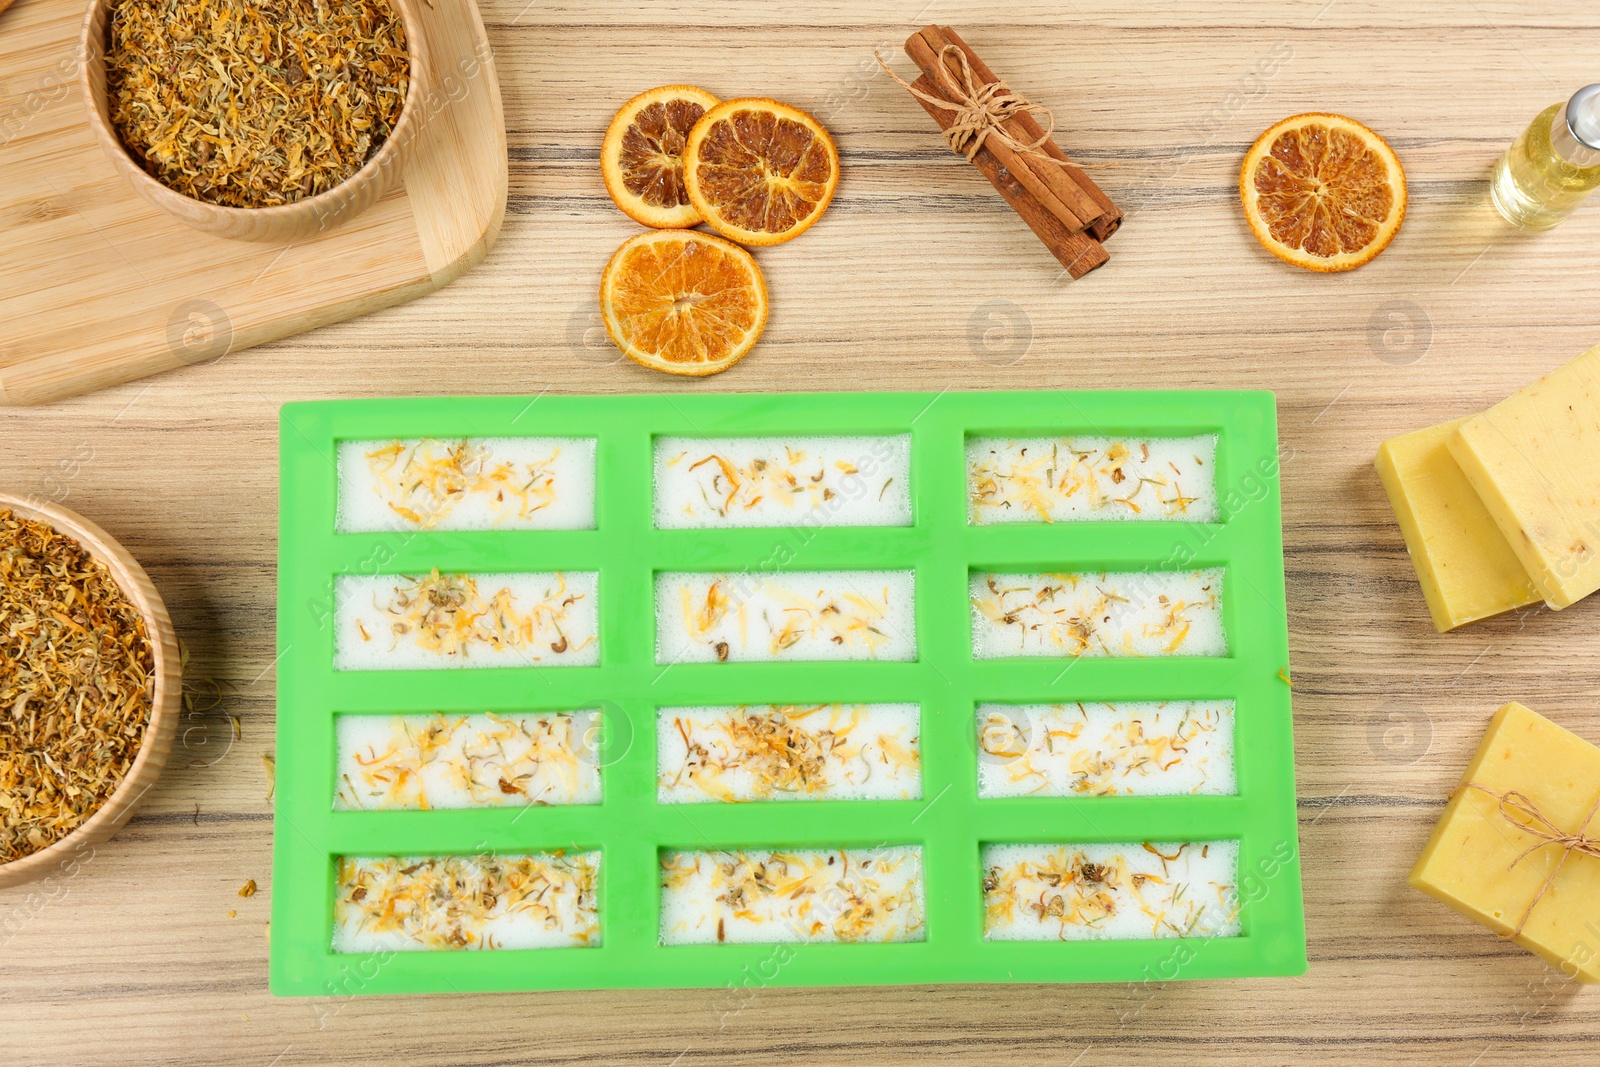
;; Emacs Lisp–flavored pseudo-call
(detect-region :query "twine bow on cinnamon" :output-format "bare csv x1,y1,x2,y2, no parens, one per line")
881,25,1121,277
1460,782,1600,939
876,45,1062,166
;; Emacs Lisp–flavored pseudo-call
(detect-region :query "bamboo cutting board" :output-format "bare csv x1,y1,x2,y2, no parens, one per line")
0,0,506,406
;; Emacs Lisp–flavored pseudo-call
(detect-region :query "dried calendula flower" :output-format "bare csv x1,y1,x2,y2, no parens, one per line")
362,440,563,529
104,0,410,208
335,853,601,950
372,571,593,661
660,705,920,803
0,510,154,863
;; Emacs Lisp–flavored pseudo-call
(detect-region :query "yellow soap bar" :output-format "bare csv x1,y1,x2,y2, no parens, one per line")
1449,344,1600,609
1375,418,1540,631
1410,702,1600,981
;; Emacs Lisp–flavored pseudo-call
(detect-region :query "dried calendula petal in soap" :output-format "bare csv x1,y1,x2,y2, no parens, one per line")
976,701,1235,798
655,571,916,663
334,571,599,670
658,704,921,803
660,847,925,945
335,712,602,810
982,841,1241,941
653,436,911,529
969,570,1226,659
337,438,597,533
967,435,1218,524
334,853,601,952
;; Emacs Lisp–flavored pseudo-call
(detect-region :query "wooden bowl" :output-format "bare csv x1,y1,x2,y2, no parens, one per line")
0,494,180,890
77,0,429,243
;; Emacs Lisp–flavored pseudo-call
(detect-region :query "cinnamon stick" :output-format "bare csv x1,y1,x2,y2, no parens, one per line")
909,73,1109,279
904,31,1096,234
936,25,1122,241
914,25,1106,233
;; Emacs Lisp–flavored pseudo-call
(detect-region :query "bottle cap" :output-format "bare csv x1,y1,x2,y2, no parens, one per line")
1554,84,1600,167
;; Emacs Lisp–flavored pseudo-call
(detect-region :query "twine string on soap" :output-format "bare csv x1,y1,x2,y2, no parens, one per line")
876,45,1066,166
1459,783,1600,939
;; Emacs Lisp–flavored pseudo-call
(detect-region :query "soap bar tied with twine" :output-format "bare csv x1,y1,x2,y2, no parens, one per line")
878,25,1121,279
1459,783,1600,939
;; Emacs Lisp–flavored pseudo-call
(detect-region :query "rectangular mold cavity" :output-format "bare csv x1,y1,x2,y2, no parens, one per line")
335,711,603,810
660,846,926,945
981,841,1241,941
275,390,1302,995
333,571,599,670
966,433,1219,524
977,700,1236,798
969,569,1226,659
654,434,912,528
655,570,916,664
335,437,597,532
657,703,922,803
333,852,601,952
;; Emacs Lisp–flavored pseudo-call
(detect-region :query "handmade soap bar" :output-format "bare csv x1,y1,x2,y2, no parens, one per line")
1375,417,1540,631
1409,702,1600,981
1449,345,1600,609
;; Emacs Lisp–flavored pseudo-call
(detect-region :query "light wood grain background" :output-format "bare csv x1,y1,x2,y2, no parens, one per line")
4,1,1600,1063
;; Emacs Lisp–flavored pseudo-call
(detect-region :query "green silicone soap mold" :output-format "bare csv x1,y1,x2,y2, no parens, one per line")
272,390,1305,996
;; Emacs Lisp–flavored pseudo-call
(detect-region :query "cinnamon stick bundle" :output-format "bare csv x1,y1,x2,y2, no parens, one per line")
897,25,1122,276
937,26,1122,242
908,75,1109,279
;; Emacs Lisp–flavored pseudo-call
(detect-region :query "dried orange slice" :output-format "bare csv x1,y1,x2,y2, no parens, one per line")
599,230,769,376
683,98,839,246
1240,113,1406,272
602,85,721,228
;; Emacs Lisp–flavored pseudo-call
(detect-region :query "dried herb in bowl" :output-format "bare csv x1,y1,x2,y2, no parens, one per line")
0,510,154,863
104,0,410,209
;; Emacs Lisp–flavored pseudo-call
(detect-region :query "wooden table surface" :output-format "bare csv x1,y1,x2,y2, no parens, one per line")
4,1,1599,1063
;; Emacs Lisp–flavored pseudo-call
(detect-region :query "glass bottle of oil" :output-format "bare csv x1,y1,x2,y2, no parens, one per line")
1491,84,1600,230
